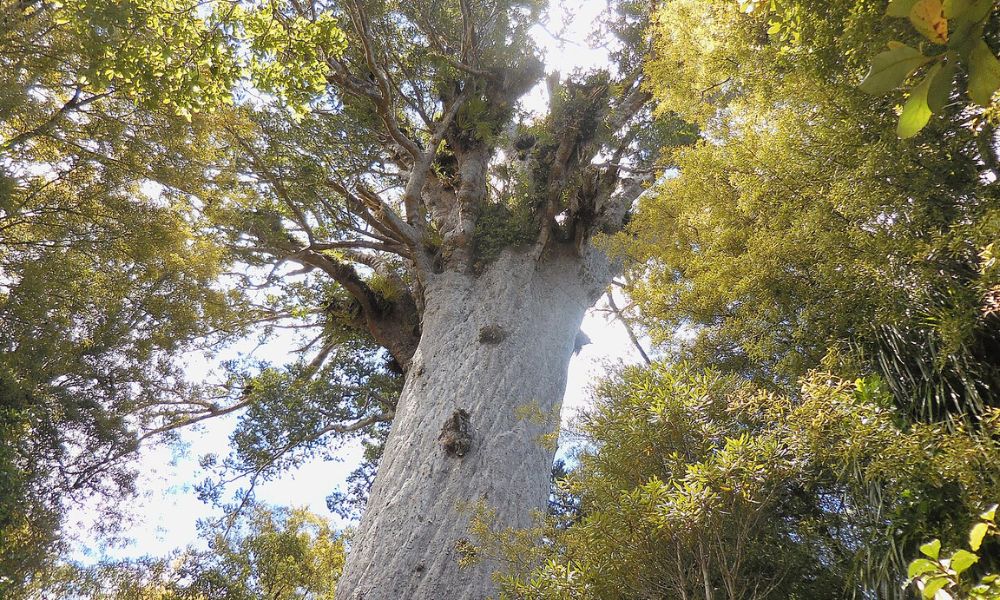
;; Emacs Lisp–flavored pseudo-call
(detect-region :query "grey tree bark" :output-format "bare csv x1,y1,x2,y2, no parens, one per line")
336,247,611,600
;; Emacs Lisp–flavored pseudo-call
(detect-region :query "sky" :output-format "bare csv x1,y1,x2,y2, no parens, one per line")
67,0,647,562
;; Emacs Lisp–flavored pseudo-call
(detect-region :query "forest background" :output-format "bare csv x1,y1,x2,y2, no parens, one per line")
2,0,1000,598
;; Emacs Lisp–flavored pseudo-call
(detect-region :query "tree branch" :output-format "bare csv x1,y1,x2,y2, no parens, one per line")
459,0,477,67
338,0,422,161
135,396,254,444
325,176,410,246
606,291,651,365
1,88,111,152
400,85,470,229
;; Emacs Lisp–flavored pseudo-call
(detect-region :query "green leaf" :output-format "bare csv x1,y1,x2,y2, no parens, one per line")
948,0,989,51
943,0,970,18
981,504,998,522
888,0,921,17
910,558,941,578
928,59,958,112
950,549,979,574
910,0,949,44
860,45,934,94
947,19,980,51
898,64,939,138
921,539,942,559
970,522,990,550
965,0,995,21
968,39,1000,105
922,576,948,599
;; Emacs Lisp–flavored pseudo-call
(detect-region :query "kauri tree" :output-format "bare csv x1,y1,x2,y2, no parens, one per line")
208,1,664,597
5,0,671,597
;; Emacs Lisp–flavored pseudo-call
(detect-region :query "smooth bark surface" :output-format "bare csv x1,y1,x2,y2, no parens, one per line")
336,248,610,599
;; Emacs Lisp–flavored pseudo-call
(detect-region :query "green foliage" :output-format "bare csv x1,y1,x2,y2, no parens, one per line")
631,0,1000,421
472,198,539,267
476,365,1000,599
196,340,400,510
53,0,242,119
0,160,246,595
186,505,344,600
25,504,344,600
326,426,387,520
908,505,1000,599
742,0,1000,136
2,0,346,125
471,69,631,266
0,374,60,596
854,0,999,136
28,558,192,600
456,94,510,144
228,3,348,118
6,0,999,597
1,1,288,588
1,0,361,585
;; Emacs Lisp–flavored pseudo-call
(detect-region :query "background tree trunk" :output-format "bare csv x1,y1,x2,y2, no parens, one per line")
336,247,610,599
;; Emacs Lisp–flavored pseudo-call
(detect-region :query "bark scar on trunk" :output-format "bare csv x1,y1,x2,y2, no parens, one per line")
478,324,506,344
439,409,473,457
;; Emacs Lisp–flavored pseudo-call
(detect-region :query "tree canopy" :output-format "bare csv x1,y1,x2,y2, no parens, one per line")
623,0,1000,419
1,0,350,590
479,366,1000,598
27,504,344,600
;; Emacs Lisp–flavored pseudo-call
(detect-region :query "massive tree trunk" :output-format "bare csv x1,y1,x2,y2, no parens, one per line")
336,247,611,599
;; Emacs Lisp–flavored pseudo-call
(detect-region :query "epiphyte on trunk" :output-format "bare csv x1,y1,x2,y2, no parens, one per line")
439,409,473,457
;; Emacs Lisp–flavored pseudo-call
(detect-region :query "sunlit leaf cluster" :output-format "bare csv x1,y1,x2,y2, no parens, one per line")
858,0,1000,137
907,505,1000,599
480,365,1000,598
627,0,1000,421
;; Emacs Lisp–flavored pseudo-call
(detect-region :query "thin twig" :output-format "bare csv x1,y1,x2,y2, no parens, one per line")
606,290,651,365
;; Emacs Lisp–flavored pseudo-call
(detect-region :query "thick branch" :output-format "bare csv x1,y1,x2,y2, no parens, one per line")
459,0,477,67
235,207,421,368
293,248,420,369
594,174,652,235
354,183,425,253
326,176,411,247
400,86,470,229
608,80,652,135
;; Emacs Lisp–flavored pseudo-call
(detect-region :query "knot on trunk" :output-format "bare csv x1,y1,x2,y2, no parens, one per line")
439,409,472,457
478,324,507,344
